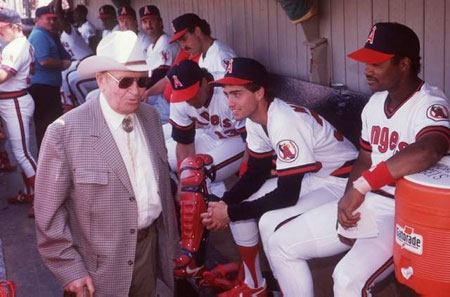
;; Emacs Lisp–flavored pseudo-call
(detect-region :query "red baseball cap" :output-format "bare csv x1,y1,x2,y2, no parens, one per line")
169,13,202,43
167,60,203,103
211,57,268,87
98,5,116,20
139,5,160,20
117,6,136,19
348,22,420,64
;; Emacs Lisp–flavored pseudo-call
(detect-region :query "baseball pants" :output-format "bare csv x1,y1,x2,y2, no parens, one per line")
60,61,78,106
229,174,346,249
0,92,37,177
265,192,394,297
28,84,62,151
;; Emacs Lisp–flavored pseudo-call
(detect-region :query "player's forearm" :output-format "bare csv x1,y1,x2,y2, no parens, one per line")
39,58,71,70
176,142,195,165
386,133,449,179
0,69,12,84
345,149,372,192
227,173,303,221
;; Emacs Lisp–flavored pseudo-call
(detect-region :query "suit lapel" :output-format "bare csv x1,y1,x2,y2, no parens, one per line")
89,98,135,196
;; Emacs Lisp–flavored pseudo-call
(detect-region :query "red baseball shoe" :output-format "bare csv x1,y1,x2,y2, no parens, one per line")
218,280,267,297
174,254,205,278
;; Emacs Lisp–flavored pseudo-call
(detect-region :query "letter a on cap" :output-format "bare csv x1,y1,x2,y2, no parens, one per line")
226,59,233,74
172,75,183,89
366,26,377,44
144,6,150,15
121,7,127,15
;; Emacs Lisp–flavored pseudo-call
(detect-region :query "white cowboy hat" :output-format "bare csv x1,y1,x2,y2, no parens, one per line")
77,31,148,77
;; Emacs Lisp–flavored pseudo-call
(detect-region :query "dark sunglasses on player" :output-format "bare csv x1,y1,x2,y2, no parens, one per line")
107,72,150,89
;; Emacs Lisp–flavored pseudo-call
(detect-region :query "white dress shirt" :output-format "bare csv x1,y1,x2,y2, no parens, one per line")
99,93,162,229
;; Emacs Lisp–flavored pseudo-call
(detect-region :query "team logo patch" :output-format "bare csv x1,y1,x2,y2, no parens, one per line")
366,25,376,44
161,51,169,62
426,104,450,121
222,58,231,69
120,7,127,15
225,59,233,74
276,140,299,163
144,6,150,15
395,224,423,255
171,75,183,89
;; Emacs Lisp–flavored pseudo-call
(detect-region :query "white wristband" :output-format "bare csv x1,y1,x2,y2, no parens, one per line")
352,176,372,195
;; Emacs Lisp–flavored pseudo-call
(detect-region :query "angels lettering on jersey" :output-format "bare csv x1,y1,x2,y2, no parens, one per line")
360,82,450,161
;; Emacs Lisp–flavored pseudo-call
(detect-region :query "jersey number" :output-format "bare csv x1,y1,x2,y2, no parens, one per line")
289,103,344,142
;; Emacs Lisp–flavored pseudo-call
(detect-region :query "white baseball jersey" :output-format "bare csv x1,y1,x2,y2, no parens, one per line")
145,33,179,75
199,40,236,80
169,87,245,140
246,98,357,178
77,21,96,45
0,36,34,92
360,81,450,195
138,30,151,57
102,24,120,39
0,35,37,179
61,25,93,61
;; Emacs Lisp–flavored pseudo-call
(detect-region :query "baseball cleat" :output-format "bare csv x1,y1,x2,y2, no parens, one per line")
173,254,205,278
7,191,33,204
200,262,242,291
218,280,267,297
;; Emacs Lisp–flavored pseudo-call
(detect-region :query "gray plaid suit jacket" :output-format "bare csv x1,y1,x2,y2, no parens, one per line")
35,97,178,296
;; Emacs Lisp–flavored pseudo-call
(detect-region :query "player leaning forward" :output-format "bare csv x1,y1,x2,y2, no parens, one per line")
0,8,37,215
202,57,358,296
263,23,450,297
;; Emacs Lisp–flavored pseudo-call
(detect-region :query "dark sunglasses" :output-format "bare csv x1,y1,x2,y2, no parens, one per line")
107,72,150,89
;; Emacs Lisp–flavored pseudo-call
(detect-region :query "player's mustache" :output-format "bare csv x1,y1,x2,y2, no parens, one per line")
184,46,192,51
366,76,377,81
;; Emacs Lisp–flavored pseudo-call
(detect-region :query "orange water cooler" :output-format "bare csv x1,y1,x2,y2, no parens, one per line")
394,160,450,297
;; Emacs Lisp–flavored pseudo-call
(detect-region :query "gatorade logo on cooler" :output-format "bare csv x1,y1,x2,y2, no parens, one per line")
396,224,423,255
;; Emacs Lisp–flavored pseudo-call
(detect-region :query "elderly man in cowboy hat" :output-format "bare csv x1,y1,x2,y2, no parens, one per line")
34,31,178,297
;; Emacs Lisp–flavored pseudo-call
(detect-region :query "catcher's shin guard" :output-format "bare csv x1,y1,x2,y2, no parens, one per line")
179,154,213,252
0,279,16,297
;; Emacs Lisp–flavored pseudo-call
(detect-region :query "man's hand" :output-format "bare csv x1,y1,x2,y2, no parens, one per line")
337,187,365,229
64,275,95,297
201,201,230,231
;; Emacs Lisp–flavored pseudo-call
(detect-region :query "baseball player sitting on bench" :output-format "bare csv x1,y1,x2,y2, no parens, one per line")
165,60,246,278
261,23,450,297
202,57,358,297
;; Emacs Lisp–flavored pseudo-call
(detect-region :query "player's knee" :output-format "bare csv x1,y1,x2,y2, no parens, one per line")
266,232,294,262
258,212,275,243
332,264,364,297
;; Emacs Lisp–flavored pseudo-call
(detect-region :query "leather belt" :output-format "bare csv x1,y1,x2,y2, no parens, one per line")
0,90,27,99
330,159,356,178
